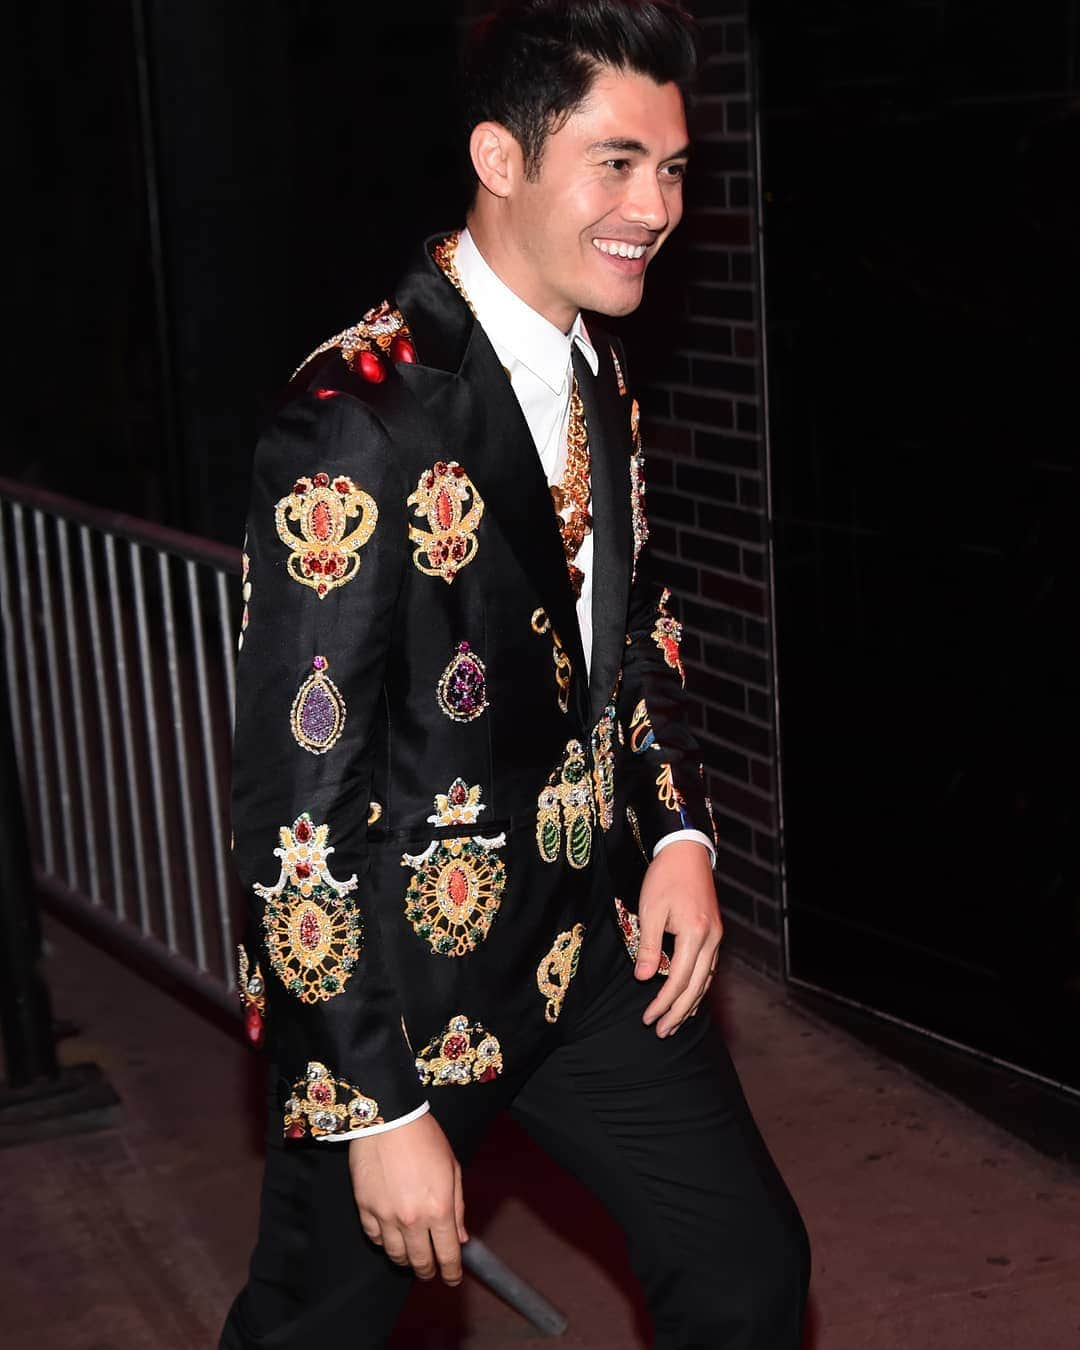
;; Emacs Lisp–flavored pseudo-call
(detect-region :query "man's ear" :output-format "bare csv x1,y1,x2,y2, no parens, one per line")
469,121,521,199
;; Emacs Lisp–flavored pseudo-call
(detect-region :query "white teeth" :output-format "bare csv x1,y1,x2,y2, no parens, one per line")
592,239,646,260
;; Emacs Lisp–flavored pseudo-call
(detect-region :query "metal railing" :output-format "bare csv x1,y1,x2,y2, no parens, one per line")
0,476,243,1013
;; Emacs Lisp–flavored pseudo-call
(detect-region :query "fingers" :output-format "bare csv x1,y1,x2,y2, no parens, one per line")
453,1163,468,1245
404,1226,438,1281
656,944,717,1036
643,921,700,1027
431,1219,464,1286
634,900,666,981
380,1224,410,1268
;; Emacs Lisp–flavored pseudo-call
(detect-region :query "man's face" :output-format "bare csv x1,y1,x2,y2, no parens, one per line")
506,66,689,329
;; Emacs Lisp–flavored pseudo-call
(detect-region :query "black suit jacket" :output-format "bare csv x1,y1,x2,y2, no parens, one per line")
231,235,715,1139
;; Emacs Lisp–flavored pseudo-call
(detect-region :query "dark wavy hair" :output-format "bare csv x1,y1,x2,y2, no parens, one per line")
463,0,700,180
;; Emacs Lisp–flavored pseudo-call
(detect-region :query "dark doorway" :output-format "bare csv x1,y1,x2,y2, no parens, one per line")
756,0,1079,1090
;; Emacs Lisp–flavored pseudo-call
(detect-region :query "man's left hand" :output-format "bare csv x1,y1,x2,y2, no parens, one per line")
635,840,723,1037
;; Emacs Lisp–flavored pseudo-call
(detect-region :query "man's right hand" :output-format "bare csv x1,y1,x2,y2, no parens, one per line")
348,1112,467,1285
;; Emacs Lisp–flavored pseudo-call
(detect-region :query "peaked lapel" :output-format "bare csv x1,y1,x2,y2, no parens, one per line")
393,239,589,719
575,340,634,726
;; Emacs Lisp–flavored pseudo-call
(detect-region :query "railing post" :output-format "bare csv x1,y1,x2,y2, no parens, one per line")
0,612,119,1145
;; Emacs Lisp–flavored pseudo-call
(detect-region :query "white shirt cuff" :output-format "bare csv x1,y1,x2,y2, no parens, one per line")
314,1098,430,1143
653,829,716,868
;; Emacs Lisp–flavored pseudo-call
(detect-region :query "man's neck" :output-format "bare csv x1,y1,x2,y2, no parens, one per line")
464,214,576,334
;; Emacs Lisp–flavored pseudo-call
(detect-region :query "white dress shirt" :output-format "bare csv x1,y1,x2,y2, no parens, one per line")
323,231,712,1143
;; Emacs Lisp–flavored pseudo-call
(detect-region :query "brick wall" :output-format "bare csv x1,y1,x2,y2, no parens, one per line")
630,1,782,975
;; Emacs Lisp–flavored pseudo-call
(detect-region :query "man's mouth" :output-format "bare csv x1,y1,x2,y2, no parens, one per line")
591,238,648,260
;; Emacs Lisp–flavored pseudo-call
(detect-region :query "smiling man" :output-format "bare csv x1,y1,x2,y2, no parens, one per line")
221,3,809,1348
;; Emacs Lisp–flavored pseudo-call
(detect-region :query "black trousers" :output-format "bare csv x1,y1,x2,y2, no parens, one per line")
220,916,810,1349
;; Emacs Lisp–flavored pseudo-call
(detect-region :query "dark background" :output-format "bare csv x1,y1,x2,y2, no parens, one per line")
5,0,1078,1093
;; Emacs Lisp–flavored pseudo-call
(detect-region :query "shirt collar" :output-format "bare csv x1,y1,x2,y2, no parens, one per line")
455,227,599,391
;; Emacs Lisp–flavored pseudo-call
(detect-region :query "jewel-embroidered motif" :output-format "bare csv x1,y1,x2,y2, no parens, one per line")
536,740,596,869
630,400,648,577
415,1015,504,1086
552,380,592,598
652,589,685,685
290,656,347,754
436,641,488,722
537,923,585,1022
427,778,485,827
591,707,616,832
614,898,671,975
283,1061,382,1139
401,830,507,958
407,460,484,583
530,608,572,714
274,472,378,599
254,814,362,1003
626,805,648,861
629,699,659,755
239,546,251,652
656,764,689,822
611,344,627,396
293,299,416,381
237,943,266,1047
368,801,383,825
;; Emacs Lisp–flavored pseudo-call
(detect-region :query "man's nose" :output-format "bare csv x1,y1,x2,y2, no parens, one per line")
624,172,669,233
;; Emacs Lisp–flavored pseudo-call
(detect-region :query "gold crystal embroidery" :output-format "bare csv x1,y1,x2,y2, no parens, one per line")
283,1061,382,1139
626,805,648,861
293,299,416,379
611,344,627,396
415,1015,503,1086
402,828,507,958
651,588,685,685
536,740,596,869
630,399,648,576
408,460,484,583
629,699,659,755
656,763,688,820
537,923,585,1022
591,707,616,832
274,473,377,599
614,898,671,976
530,608,572,714
237,944,267,1046
254,814,361,1002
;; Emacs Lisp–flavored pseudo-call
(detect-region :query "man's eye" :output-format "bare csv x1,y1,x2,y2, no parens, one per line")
663,163,688,181
604,158,631,171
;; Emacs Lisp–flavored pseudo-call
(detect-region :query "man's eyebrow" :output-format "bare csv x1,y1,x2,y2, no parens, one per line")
587,137,692,161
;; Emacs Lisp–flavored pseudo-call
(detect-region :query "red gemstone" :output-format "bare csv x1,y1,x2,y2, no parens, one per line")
434,460,448,476
435,488,454,531
286,1122,305,1139
479,1067,497,1083
448,782,467,805
292,480,307,495
443,1033,468,1060
294,862,311,879
299,908,321,949
310,1079,332,1104
333,478,350,494
311,500,333,541
447,866,469,908
295,819,313,842
390,334,416,364
317,583,327,596
451,464,465,477
313,472,329,488
449,536,466,560
358,349,386,383
315,388,338,400
307,557,323,574
244,1004,263,1047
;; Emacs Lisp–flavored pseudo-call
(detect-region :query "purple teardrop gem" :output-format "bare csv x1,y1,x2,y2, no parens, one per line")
449,656,485,715
300,683,337,744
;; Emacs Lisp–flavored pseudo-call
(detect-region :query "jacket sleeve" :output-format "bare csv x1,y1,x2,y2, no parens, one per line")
615,398,718,864
231,389,425,1141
